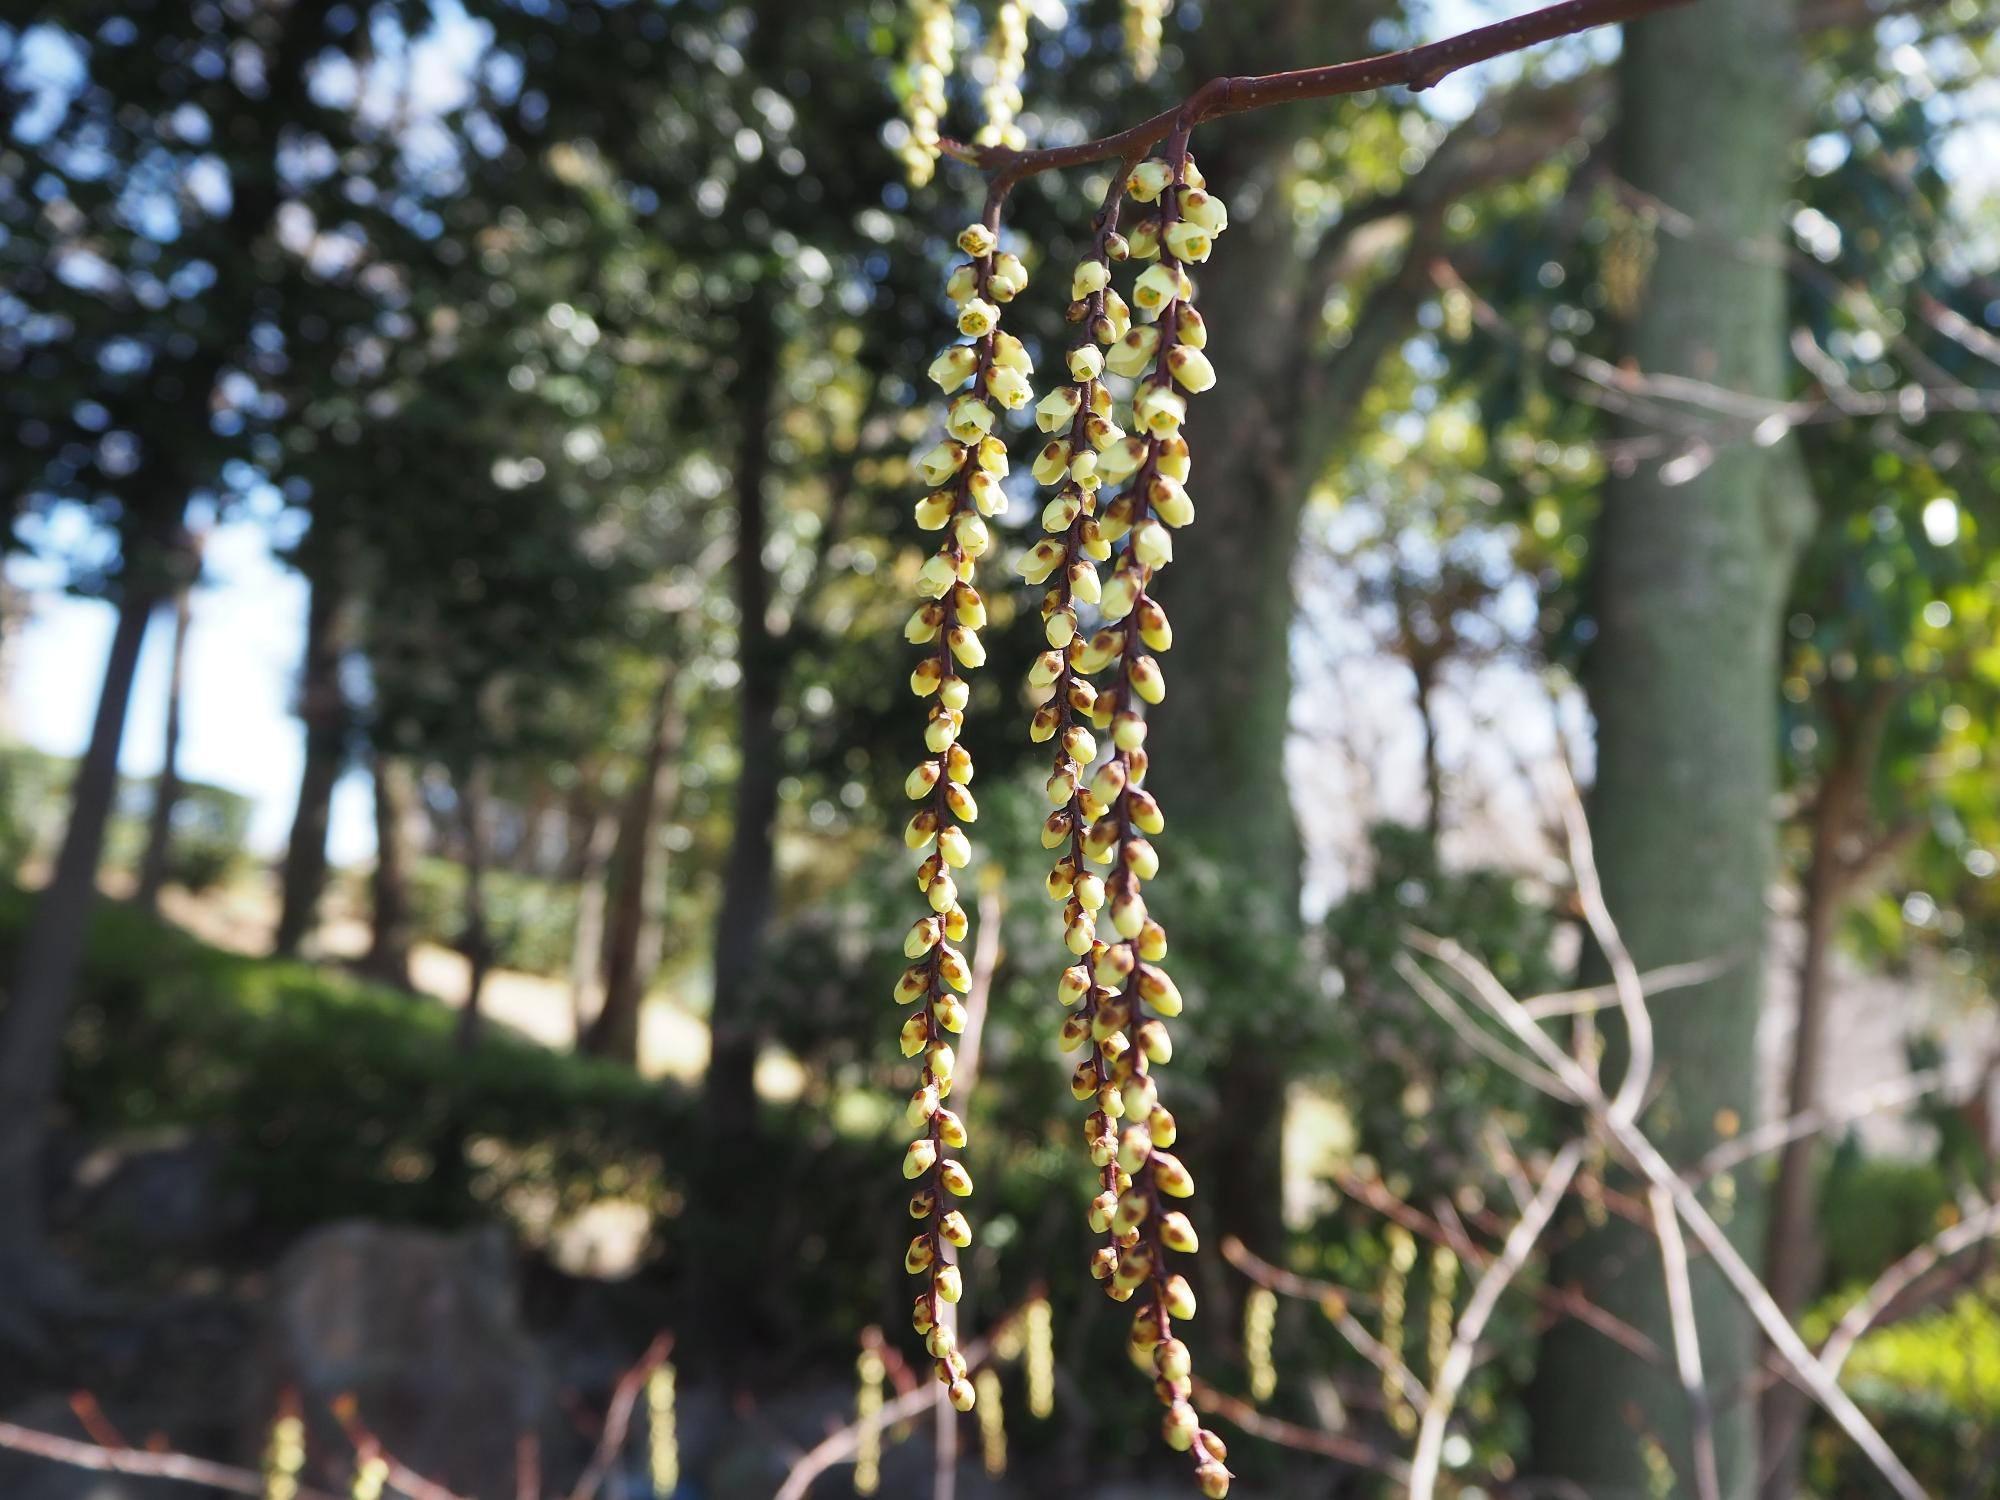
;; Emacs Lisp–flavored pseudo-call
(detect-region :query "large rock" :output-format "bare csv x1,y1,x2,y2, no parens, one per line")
247,1221,549,1497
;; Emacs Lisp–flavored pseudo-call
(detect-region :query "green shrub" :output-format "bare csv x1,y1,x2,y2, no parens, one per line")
0,886,687,1237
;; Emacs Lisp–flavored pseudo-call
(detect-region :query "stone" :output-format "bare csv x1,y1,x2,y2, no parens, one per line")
246,1220,550,1497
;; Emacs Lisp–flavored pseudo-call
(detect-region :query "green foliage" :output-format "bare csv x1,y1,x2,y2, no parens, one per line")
0,743,251,894
1811,1278,2000,1494
405,857,581,978
1819,1148,1956,1290
0,885,685,1235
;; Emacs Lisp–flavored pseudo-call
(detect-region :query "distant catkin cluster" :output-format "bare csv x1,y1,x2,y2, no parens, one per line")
898,217,1034,1409
1017,147,1231,1496
897,0,955,185
974,1,1029,150
1123,0,1172,81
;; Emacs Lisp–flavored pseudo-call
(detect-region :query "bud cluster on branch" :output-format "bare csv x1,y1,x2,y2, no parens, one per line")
1016,143,1230,1497
898,216,1033,1412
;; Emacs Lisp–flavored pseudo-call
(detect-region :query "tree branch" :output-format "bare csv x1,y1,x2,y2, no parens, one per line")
946,0,1699,201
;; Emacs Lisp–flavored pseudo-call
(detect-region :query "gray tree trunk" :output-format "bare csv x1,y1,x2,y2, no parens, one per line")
0,579,160,1284
1526,6,1810,1496
274,563,351,956
585,668,682,1065
136,576,195,912
362,750,419,990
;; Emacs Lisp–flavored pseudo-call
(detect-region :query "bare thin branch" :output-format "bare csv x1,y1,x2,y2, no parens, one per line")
1819,1199,2000,1378
1220,1236,1431,1417
1410,1138,1587,1500
0,1422,344,1500
1407,929,1929,1500
1191,1379,1414,1482
1691,1066,1958,1184
567,1333,675,1500
1649,1184,1722,1500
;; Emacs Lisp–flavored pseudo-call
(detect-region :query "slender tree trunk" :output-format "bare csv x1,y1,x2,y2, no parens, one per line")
1526,8,1809,1497
585,668,683,1064
361,750,418,990
274,565,350,956
567,802,619,1044
455,765,494,1054
136,577,195,912
0,580,161,1282
1758,812,1842,1497
702,312,781,1146
1413,656,1444,849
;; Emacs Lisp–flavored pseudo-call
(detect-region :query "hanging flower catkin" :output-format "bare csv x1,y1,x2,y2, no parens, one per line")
1122,0,1171,81
897,0,956,186
1020,147,1230,1497
974,1,1030,150
899,216,1033,1410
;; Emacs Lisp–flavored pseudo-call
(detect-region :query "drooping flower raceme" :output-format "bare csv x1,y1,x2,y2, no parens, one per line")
898,219,1031,1412
974,1,1030,151
1122,0,1171,82
897,0,955,187
1018,150,1232,1497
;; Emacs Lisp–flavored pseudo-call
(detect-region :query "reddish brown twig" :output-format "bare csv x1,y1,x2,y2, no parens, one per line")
1190,1379,1413,1482
567,1331,675,1500
0,1421,345,1500
946,0,1698,206
330,1396,475,1500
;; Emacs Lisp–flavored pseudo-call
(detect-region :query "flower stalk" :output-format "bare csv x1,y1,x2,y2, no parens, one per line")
1019,144,1232,1496
898,215,1032,1410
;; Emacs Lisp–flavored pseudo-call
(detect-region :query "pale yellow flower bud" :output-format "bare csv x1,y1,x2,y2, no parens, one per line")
1071,258,1110,298
915,553,958,600
1135,962,1181,1016
945,782,978,822
905,1234,934,1273
1164,1272,1197,1319
1132,384,1186,438
1106,327,1161,379
957,223,997,258
1173,302,1207,350
928,872,959,913
906,601,945,643
1126,158,1173,202
937,824,971,868
993,330,1032,373
1149,476,1194,528
947,395,994,442
1126,220,1161,260
940,1159,973,1196
1163,219,1212,264
1129,653,1166,703
1100,570,1138,623
1069,559,1102,604
919,441,967,487
949,1378,976,1413
986,363,1033,410
945,263,978,304
900,1013,929,1057
1035,385,1082,433
929,345,979,391
947,625,985,669
1136,1018,1172,1064
956,298,999,338
903,1138,938,1179
1032,439,1072,485
1067,345,1105,382
938,677,969,710
976,434,1010,474
1164,1402,1199,1452
1016,540,1064,588
1167,345,1217,393
1132,263,1179,313
941,1210,972,1247
910,658,944,697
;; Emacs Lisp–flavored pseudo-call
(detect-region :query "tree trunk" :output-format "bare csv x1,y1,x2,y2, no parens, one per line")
135,576,195,912
1526,7,1809,1497
0,579,161,1281
361,750,418,990
1148,0,1415,1274
274,562,350,956
455,765,494,1055
1758,814,1841,1498
690,309,782,1365
585,668,683,1065
701,311,782,1147
567,802,620,1044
